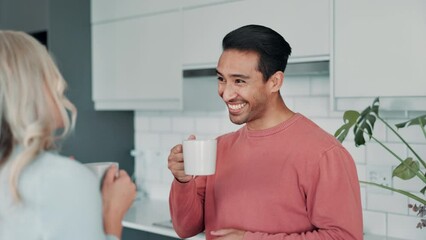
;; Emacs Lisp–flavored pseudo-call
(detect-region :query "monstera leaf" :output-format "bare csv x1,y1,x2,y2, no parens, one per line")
395,114,426,129
334,110,360,143
353,98,380,146
392,157,420,180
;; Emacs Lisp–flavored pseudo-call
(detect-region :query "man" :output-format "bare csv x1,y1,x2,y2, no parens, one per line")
167,25,363,240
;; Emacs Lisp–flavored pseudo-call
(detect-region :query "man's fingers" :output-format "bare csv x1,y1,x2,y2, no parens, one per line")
171,144,183,154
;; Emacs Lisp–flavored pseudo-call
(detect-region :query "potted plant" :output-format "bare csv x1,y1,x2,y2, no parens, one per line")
334,97,426,229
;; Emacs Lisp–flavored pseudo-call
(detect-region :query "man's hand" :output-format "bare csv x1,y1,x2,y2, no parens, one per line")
211,229,245,240
167,135,195,183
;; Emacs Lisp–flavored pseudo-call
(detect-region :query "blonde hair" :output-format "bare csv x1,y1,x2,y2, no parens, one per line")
0,30,77,201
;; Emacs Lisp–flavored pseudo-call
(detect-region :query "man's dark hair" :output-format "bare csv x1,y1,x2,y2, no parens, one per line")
222,24,292,81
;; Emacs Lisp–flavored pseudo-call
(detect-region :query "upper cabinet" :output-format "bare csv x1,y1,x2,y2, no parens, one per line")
92,11,183,110
332,0,426,111
183,0,330,68
91,0,181,23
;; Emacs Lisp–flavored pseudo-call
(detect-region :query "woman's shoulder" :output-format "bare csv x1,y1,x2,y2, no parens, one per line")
19,153,107,238
28,151,99,193
36,151,94,177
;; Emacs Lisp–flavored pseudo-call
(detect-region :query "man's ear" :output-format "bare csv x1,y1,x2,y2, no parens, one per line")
268,71,284,93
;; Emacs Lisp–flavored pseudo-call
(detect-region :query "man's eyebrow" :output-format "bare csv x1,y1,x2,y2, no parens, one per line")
216,69,249,79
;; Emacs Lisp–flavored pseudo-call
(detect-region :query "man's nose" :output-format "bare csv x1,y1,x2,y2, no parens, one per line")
220,83,237,102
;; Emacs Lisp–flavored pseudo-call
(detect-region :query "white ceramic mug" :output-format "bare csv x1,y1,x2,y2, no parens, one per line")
84,162,119,185
183,139,217,175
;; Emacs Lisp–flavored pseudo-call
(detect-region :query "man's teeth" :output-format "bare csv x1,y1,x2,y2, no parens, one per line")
228,103,246,110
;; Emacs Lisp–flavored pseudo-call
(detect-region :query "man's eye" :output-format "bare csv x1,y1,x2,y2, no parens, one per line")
235,79,245,84
217,76,224,82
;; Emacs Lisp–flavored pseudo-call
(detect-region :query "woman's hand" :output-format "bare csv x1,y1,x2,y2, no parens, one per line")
101,165,136,238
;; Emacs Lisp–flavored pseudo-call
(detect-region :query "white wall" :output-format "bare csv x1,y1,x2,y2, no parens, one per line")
135,74,426,239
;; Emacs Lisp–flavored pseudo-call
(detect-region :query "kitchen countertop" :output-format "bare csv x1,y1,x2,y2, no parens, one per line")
123,195,204,240
123,195,406,240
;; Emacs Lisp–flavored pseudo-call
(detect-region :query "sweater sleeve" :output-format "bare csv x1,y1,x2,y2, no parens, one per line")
38,157,120,240
169,176,207,238
243,145,363,240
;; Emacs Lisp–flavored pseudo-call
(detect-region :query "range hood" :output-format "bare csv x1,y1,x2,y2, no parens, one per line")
183,61,329,78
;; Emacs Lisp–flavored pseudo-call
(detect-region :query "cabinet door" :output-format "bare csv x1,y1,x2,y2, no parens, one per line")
91,0,181,23
183,0,330,68
180,0,239,9
333,0,426,110
92,12,182,110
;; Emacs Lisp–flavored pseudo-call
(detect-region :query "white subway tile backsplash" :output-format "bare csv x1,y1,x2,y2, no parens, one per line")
360,187,367,209
362,210,387,236
410,144,426,162
366,192,408,214
342,142,366,163
281,75,310,96
310,117,342,135
310,74,329,96
134,114,150,132
150,117,172,132
219,116,242,135
145,166,163,182
143,181,171,200
162,167,175,185
293,96,329,117
135,132,161,151
140,150,164,182
160,133,184,152
370,120,388,143
356,164,366,181
195,117,221,134
283,97,295,110
393,174,426,193
387,119,426,144
171,116,196,133
366,143,406,165
387,214,426,240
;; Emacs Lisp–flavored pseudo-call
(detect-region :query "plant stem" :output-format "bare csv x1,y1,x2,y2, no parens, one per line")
377,115,426,169
369,134,426,183
420,118,426,140
360,181,426,205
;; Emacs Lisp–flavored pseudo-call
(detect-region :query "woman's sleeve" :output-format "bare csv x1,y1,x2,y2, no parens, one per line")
38,158,119,240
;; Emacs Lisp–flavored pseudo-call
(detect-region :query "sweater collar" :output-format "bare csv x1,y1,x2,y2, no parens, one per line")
243,113,302,138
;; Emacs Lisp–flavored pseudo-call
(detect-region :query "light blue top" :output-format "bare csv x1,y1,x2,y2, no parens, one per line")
0,147,118,240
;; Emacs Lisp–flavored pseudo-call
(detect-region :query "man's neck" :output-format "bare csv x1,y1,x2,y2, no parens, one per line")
246,100,294,130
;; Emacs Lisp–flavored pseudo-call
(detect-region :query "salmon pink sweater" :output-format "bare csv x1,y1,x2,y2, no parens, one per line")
170,113,363,240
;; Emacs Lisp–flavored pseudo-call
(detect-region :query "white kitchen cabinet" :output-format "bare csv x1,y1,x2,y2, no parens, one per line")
332,0,426,111
92,11,183,110
182,0,330,68
91,0,181,23
180,0,242,9
91,0,241,24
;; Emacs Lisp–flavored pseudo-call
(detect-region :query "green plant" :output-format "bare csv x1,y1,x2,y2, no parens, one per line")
334,97,426,229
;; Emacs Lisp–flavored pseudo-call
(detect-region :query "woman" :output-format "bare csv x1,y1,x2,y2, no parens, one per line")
0,30,136,239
